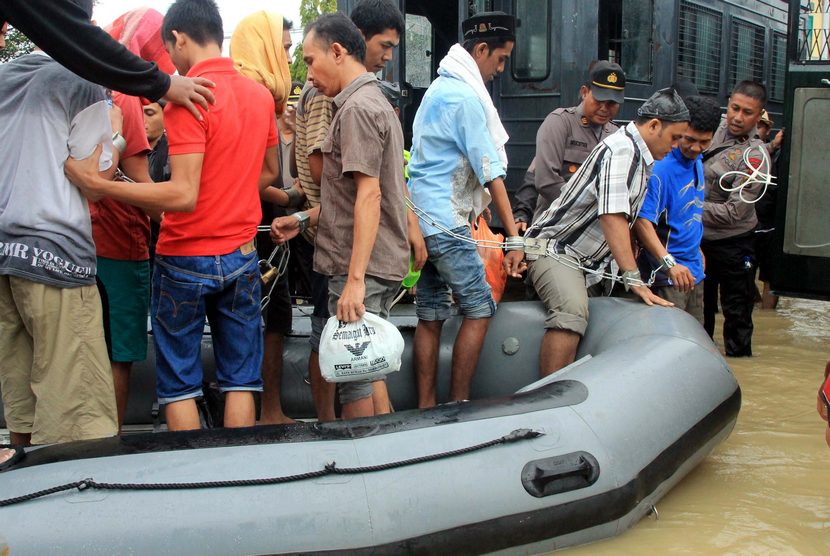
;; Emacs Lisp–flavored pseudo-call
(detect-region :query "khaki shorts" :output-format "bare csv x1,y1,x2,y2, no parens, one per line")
528,255,589,336
0,275,118,444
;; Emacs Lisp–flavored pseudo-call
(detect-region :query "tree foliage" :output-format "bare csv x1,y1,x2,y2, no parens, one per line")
0,27,35,64
290,0,337,82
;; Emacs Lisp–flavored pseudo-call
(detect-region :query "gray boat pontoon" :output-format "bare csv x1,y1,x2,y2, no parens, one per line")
0,298,740,555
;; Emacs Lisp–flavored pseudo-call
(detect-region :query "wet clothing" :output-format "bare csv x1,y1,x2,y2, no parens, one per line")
701,120,766,356
0,52,113,288
1,0,170,101
314,73,408,282
637,147,706,287
408,74,506,238
532,103,618,220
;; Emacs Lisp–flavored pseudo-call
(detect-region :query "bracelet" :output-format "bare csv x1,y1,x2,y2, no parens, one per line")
660,253,677,270
504,236,525,252
111,132,127,155
284,187,303,208
621,269,644,292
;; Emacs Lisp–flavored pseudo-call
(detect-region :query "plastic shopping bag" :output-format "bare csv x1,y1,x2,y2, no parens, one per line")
319,312,404,383
471,216,507,303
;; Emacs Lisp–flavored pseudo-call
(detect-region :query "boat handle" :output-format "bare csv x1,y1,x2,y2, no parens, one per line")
521,452,600,498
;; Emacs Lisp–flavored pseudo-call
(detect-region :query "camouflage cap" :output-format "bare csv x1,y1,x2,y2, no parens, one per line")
637,87,690,122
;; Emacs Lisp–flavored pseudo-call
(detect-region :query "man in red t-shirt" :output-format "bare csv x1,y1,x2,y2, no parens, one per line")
66,0,280,431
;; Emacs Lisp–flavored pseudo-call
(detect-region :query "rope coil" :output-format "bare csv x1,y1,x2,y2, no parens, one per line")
717,144,774,205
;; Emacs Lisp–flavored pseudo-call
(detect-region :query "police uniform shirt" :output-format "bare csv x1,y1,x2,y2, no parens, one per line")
702,118,768,242
533,103,618,221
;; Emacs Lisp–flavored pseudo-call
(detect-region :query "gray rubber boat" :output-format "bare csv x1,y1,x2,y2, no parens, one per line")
0,298,740,555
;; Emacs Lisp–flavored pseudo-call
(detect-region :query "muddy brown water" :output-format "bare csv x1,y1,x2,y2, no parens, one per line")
563,296,830,555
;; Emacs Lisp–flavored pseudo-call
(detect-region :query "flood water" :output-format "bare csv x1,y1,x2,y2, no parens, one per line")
565,295,830,555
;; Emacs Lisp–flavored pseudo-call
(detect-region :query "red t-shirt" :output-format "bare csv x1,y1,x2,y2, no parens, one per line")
90,93,152,260
156,57,279,256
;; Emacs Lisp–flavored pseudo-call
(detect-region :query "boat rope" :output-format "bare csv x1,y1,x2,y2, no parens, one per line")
717,144,774,205
406,199,662,288
0,429,542,508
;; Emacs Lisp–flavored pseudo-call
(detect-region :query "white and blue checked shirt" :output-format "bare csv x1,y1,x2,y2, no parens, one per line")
526,122,654,267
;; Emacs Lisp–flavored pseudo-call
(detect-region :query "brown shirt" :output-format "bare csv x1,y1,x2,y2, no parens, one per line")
313,72,408,281
702,119,767,241
533,103,618,220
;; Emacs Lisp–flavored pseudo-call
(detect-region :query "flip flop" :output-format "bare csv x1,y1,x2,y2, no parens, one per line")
0,445,25,472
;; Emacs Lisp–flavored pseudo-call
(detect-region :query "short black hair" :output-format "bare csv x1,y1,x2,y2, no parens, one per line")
350,0,404,40
305,12,366,63
283,17,293,31
68,0,94,19
731,80,767,106
684,95,721,134
462,37,512,55
162,0,224,49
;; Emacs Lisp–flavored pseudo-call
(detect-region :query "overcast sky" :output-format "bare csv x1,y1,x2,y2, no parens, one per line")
94,0,304,48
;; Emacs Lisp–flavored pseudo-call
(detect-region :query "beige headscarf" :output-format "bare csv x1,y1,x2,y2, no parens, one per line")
231,11,292,114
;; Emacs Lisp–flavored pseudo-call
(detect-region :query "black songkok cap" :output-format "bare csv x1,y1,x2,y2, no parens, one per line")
462,11,516,42
637,87,691,122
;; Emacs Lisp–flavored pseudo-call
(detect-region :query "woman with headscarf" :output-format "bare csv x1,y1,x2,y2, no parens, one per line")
230,12,302,425
91,8,176,430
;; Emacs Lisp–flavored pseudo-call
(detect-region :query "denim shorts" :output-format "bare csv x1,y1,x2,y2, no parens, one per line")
416,227,495,321
152,247,264,404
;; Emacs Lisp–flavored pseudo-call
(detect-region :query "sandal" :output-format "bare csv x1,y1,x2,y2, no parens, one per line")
0,445,25,472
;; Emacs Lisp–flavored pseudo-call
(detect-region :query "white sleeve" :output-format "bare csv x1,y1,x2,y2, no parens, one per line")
68,100,114,171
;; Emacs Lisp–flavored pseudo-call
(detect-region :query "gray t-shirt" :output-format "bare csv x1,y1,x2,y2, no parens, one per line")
0,52,113,287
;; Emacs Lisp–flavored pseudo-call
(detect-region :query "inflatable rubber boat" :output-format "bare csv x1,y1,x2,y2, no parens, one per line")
0,298,740,554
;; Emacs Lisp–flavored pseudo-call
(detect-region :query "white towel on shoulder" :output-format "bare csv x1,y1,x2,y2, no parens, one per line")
438,44,509,170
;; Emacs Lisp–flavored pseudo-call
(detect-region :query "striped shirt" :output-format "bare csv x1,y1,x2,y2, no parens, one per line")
295,83,333,242
526,122,654,267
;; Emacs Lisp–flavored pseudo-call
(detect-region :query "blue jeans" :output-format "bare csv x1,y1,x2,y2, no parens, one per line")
152,247,263,404
416,226,495,321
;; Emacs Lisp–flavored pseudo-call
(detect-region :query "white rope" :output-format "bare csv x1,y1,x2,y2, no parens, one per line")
718,144,774,204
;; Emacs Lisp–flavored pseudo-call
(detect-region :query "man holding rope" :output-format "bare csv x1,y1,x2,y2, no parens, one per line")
525,88,689,377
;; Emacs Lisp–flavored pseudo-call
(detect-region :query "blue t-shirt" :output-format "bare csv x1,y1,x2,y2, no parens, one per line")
408,75,506,238
637,147,705,286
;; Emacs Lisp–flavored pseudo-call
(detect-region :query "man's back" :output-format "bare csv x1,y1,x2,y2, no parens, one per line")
157,57,277,256
0,52,111,287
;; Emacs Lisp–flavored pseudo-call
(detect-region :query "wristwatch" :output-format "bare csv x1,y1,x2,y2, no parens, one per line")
292,211,310,233
661,253,677,269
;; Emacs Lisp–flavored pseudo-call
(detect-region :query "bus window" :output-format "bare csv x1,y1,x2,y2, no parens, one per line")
677,2,722,95
770,32,787,101
406,14,433,89
598,0,654,83
468,0,493,16
728,18,765,90
512,0,550,81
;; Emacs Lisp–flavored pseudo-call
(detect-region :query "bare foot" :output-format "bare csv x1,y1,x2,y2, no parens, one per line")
259,413,297,425
0,448,15,464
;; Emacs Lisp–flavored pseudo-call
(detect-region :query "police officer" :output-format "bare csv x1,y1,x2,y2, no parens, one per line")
513,61,626,231
701,80,769,357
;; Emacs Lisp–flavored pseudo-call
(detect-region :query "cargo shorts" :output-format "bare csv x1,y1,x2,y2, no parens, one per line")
527,255,589,336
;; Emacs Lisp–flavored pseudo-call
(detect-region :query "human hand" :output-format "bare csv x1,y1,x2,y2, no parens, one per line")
65,144,106,201
270,215,300,244
337,278,366,322
409,227,428,271
668,264,695,292
631,285,674,307
163,75,216,121
283,105,296,134
482,207,492,222
503,250,526,278
771,128,784,151
515,220,527,233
